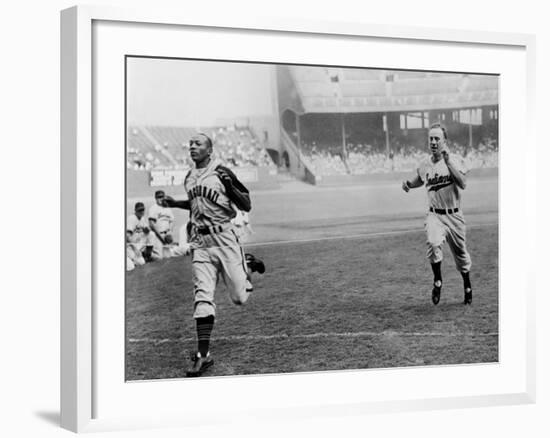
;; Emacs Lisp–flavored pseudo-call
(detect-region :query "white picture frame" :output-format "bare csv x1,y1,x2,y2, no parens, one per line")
60,5,536,433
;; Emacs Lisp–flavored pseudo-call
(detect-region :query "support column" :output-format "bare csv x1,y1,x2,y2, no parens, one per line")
469,108,473,148
295,112,301,168
384,113,390,156
341,113,347,158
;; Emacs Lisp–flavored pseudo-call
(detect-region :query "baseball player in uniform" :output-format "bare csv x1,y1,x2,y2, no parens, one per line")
147,190,175,260
173,207,251,257
164,133,265,377
126,202,151,271
402,123,473,305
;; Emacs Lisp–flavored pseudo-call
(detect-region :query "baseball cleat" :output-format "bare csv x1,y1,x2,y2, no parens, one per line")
432,281,442,305
186,352,214,377
245,253,265,274
464,288,473,305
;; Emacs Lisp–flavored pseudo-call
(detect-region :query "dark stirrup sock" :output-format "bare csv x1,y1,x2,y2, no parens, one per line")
461,271,472,290
431,262,442,284
196,315,215,357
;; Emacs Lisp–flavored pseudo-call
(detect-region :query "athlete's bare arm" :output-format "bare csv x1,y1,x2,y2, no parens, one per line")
442,153,467,190
402,173,424,192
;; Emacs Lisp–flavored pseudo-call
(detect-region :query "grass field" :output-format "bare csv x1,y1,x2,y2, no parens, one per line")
126,177,498,380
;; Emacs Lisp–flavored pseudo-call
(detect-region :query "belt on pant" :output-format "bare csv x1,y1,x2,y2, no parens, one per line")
196,223,232,235
430,207,459,215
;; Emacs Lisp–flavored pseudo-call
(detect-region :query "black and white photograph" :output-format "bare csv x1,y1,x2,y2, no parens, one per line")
4,0,546,434
125,57,499,380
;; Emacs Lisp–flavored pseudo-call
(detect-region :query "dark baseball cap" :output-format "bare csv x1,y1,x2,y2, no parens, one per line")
154,190,165,199
134,202,145,211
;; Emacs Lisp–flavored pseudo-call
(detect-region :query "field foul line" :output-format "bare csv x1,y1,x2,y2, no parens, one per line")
245,222,497,248
129,331,498,345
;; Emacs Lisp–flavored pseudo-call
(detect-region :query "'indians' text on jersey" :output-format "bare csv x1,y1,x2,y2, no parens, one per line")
417,154,468,210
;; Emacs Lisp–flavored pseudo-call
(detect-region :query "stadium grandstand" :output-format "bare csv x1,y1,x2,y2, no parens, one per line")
127,63,498,190
127,125,273,171
127,124,278,191
277,66,498,183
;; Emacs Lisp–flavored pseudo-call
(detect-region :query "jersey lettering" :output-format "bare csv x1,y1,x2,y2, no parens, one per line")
418,154,465,210
426,173,453,192
188,184,221,204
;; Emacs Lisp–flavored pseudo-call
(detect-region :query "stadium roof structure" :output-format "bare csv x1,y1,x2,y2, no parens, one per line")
286,66,498,114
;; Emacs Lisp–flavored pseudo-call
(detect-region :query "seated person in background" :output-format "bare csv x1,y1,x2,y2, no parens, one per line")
126,202,151,271
148,190,175,260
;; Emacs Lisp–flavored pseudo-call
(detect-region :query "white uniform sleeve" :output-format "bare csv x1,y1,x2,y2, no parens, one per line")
148,204,159,222
127,215,138,233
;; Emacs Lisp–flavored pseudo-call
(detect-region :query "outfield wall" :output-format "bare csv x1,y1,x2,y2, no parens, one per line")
127,166,280,197
312,167,498,186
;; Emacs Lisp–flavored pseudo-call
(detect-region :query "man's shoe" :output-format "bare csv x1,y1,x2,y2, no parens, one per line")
186,352,214,377
245,253,265,274
432,281,442,305
464,288,473,305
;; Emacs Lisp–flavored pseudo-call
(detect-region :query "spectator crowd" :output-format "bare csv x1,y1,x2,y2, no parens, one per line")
127,125,274,171
299,137,498,176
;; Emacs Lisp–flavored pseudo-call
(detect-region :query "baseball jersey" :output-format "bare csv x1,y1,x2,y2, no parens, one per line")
126,214,149,244
148,203,174,233
184,159,237,228
417,154,468,210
